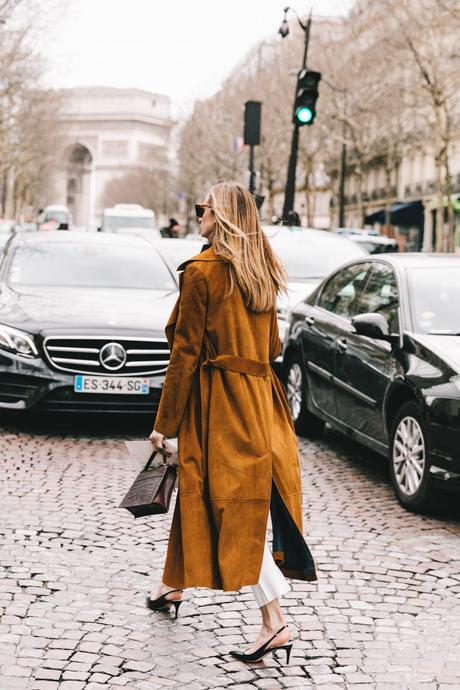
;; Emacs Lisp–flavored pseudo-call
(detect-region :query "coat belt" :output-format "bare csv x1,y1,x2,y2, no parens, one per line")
202,354,270,377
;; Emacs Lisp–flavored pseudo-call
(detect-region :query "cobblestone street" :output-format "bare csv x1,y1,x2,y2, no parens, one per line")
1,412,460,690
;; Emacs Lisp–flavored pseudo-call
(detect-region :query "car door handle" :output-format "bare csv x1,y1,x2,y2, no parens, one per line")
337,337,348,352
305,316,315,325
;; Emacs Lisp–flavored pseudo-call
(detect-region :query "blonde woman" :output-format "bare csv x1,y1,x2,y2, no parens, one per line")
148,182,316,664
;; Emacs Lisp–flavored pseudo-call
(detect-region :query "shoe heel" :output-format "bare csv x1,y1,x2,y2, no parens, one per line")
172,600,182,619
284,643,293,665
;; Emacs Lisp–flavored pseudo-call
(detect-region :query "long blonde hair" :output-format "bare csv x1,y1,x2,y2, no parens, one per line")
207,182,287,313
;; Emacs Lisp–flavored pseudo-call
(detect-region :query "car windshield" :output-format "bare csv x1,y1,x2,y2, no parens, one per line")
267,231,366,281
45,211,67,224
409,266,460,334
6,242,176,290
104,216,154,231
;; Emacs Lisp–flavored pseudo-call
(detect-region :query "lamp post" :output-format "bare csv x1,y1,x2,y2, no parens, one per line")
279,6,312,224
338,120,347,228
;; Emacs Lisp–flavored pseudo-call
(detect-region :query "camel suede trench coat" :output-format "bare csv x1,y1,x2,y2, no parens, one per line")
154,246,317,592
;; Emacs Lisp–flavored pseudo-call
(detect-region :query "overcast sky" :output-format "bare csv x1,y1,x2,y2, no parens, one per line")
43,0,352,111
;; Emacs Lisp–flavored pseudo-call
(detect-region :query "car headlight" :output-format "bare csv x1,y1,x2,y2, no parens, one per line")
0,324,38,358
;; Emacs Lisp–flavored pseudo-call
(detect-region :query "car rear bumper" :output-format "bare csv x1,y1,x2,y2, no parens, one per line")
0,352,165,414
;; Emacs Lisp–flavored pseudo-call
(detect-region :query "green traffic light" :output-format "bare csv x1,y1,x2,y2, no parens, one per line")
296,106,313,124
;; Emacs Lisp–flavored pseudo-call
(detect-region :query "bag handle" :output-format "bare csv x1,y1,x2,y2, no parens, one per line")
144,447,168,471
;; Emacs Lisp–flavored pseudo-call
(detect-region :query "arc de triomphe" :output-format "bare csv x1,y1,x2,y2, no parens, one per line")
50,86,174,228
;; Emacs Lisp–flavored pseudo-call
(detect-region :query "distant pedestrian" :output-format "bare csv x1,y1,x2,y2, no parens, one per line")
160,217,180,238
148,182,317,664
286,209,301,227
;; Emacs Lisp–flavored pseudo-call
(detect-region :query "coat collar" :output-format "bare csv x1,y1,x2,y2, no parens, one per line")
177,245,224,271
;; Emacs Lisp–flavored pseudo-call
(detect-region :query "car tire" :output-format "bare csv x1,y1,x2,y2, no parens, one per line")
389,401,433,512
284,353,325,438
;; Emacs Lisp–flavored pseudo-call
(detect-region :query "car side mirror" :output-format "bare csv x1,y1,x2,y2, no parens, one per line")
352,313,391,340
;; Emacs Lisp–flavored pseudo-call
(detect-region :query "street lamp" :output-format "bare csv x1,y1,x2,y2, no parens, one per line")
279,7,313,224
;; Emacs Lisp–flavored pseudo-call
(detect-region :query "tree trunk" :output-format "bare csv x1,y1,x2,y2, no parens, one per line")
440,123,456,252
434,150,444,252
356,163,365,227
267,176,274,214
1,171,7,215
384,155,392,228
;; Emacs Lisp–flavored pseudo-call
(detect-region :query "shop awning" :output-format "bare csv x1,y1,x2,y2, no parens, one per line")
365,200,424,227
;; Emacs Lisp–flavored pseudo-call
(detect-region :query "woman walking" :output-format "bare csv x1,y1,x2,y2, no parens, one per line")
148,182,317,663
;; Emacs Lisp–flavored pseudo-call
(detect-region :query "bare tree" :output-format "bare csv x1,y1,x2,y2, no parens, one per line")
178,1,460,247
0,0,24,21
377,0,460,250
102,167,175,219
0,1,66,218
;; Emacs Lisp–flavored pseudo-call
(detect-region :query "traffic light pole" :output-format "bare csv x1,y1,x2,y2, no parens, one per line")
248,144,256,195
338,125,347,227
282,124,300,223
244,101,262,196
282,9,312,224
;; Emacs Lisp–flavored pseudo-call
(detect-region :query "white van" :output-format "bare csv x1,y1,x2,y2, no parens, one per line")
100,204,156,233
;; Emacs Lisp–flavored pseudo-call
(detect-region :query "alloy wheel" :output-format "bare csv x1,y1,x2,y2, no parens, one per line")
392,415,426,496
287,362,303,421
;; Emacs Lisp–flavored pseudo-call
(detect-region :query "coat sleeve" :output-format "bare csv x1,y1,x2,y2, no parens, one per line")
269,306,282,362
154,264,208,437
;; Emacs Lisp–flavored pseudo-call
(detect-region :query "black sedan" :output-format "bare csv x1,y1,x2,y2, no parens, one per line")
283,253,460,511
0,231,179,413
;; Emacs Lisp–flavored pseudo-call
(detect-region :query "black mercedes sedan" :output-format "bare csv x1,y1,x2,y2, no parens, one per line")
0,231,179,413
283,253,460,511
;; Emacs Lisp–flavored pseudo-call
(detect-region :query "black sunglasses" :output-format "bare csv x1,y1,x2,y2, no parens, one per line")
195,203,212,219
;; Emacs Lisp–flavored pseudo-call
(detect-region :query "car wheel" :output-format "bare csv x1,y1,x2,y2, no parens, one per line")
285,353,325,437
389,401,433,511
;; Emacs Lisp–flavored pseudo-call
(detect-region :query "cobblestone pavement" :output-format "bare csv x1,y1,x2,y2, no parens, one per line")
1,412,460,690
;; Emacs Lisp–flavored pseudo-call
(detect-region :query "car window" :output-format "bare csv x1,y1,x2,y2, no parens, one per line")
356,263,399,333
318,263,371,319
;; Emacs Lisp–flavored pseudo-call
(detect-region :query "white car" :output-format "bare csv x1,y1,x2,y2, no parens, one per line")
263,226,368,350
37,205,71,230
110,227,162,242
153,230,367,356
0,219,19,234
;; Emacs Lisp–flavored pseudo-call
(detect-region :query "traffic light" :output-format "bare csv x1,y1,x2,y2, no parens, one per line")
244,100,262,145
293,70,321,126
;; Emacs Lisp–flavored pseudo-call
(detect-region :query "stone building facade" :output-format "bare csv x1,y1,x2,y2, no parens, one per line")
328,131,460,251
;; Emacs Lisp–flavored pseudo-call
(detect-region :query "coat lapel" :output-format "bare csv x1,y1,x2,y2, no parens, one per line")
165,246,224,346
177,245,224,272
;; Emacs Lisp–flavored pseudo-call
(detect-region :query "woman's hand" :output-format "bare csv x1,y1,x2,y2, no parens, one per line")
149,429,165,451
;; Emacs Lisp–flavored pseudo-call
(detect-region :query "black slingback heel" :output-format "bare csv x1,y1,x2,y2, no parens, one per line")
145,589,183,619
230,624,293,664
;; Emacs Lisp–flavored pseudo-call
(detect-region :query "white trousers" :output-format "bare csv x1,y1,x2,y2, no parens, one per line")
250,542,291,607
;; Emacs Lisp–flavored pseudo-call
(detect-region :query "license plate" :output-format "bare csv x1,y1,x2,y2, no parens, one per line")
74,375,150,395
